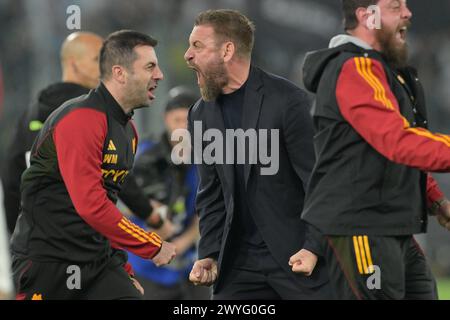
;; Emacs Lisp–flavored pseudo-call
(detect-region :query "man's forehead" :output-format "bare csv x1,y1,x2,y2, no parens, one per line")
381,0,407,6
134,45,157,62
190,25,216,41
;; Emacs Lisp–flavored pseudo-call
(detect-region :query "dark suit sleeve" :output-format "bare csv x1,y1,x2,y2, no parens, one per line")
282,89,324,256
188,106,226,260
282,89,315,191
302,222,325,256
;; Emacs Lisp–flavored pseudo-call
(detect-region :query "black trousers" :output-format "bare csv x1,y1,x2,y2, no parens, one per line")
213,245,332,300
12,250,142,300
324,235,438,300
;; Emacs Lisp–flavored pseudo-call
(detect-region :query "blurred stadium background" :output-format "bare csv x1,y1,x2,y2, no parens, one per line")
0,0,449,299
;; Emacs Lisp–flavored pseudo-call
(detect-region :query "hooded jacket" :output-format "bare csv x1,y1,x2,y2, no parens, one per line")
301,35,448,236
2,83,88,234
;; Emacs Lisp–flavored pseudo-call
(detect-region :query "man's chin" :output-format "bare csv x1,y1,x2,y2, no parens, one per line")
134,102,152,110
130,98,153,110
377,34,409,67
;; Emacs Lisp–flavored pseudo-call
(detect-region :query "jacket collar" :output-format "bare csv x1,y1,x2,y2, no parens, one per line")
329,34,373,50
96,82,133,125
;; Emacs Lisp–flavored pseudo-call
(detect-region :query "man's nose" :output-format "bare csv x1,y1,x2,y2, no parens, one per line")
402,3,412,20
184,47,193,62
154,66,164,81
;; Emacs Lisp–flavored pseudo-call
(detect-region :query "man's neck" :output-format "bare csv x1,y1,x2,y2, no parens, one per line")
348,29,382,52
222,60,251,94
102,81,133,114
62,73,86,88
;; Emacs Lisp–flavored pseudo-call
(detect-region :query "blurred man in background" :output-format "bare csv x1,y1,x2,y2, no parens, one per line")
1,32,102,234
125,86,210,300
298,0,450,299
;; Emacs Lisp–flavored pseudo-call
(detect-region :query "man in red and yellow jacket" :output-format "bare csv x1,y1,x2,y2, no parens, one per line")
11,30,176,300
292,0,450,299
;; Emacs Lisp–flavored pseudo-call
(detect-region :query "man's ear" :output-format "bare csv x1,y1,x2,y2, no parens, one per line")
111,65,126,84
69,57,78,73
355,6,372,30
223,41,235,63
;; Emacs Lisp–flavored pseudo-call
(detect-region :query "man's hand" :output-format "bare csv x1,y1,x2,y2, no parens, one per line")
435,199,450,231
131,277,144,295
152,241,177,267
146,200,175,240
189,258,218,286
289,248,318,276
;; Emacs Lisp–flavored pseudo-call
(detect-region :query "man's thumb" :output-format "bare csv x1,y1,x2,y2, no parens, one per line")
192,263,203,278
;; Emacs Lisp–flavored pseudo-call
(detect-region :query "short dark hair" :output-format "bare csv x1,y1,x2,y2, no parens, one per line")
165,86,199,113
195,9,255,58
342,0,379,31
100,30,157,80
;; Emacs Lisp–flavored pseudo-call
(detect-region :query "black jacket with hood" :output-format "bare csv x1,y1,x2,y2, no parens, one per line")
2,83,88,234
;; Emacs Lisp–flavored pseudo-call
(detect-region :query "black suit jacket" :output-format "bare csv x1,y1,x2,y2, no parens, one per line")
188,66,328,292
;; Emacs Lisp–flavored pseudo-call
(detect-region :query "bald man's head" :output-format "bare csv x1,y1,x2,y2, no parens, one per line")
61,32,103,89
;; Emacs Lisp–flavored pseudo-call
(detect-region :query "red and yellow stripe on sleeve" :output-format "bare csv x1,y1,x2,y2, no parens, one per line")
116,217,162,258
118,217,162,246
427,174,444,207
336,56,450,172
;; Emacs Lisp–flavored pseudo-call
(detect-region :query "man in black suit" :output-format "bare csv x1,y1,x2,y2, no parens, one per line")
184,9,331,299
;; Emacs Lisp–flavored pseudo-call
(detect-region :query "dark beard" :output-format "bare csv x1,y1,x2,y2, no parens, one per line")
376,24,409,68
201,60,228,102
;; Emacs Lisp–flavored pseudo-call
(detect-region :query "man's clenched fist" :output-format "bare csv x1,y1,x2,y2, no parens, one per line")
289,248,318,276
189,258,218,286
152,241,177,267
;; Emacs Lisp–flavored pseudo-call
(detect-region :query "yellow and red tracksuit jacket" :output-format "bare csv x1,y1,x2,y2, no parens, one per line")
11,83,162,263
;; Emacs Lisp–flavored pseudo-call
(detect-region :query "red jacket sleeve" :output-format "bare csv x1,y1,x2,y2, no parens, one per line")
123,262,135,277
427,174,444,207
336,57,450,172
53,108,162,259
